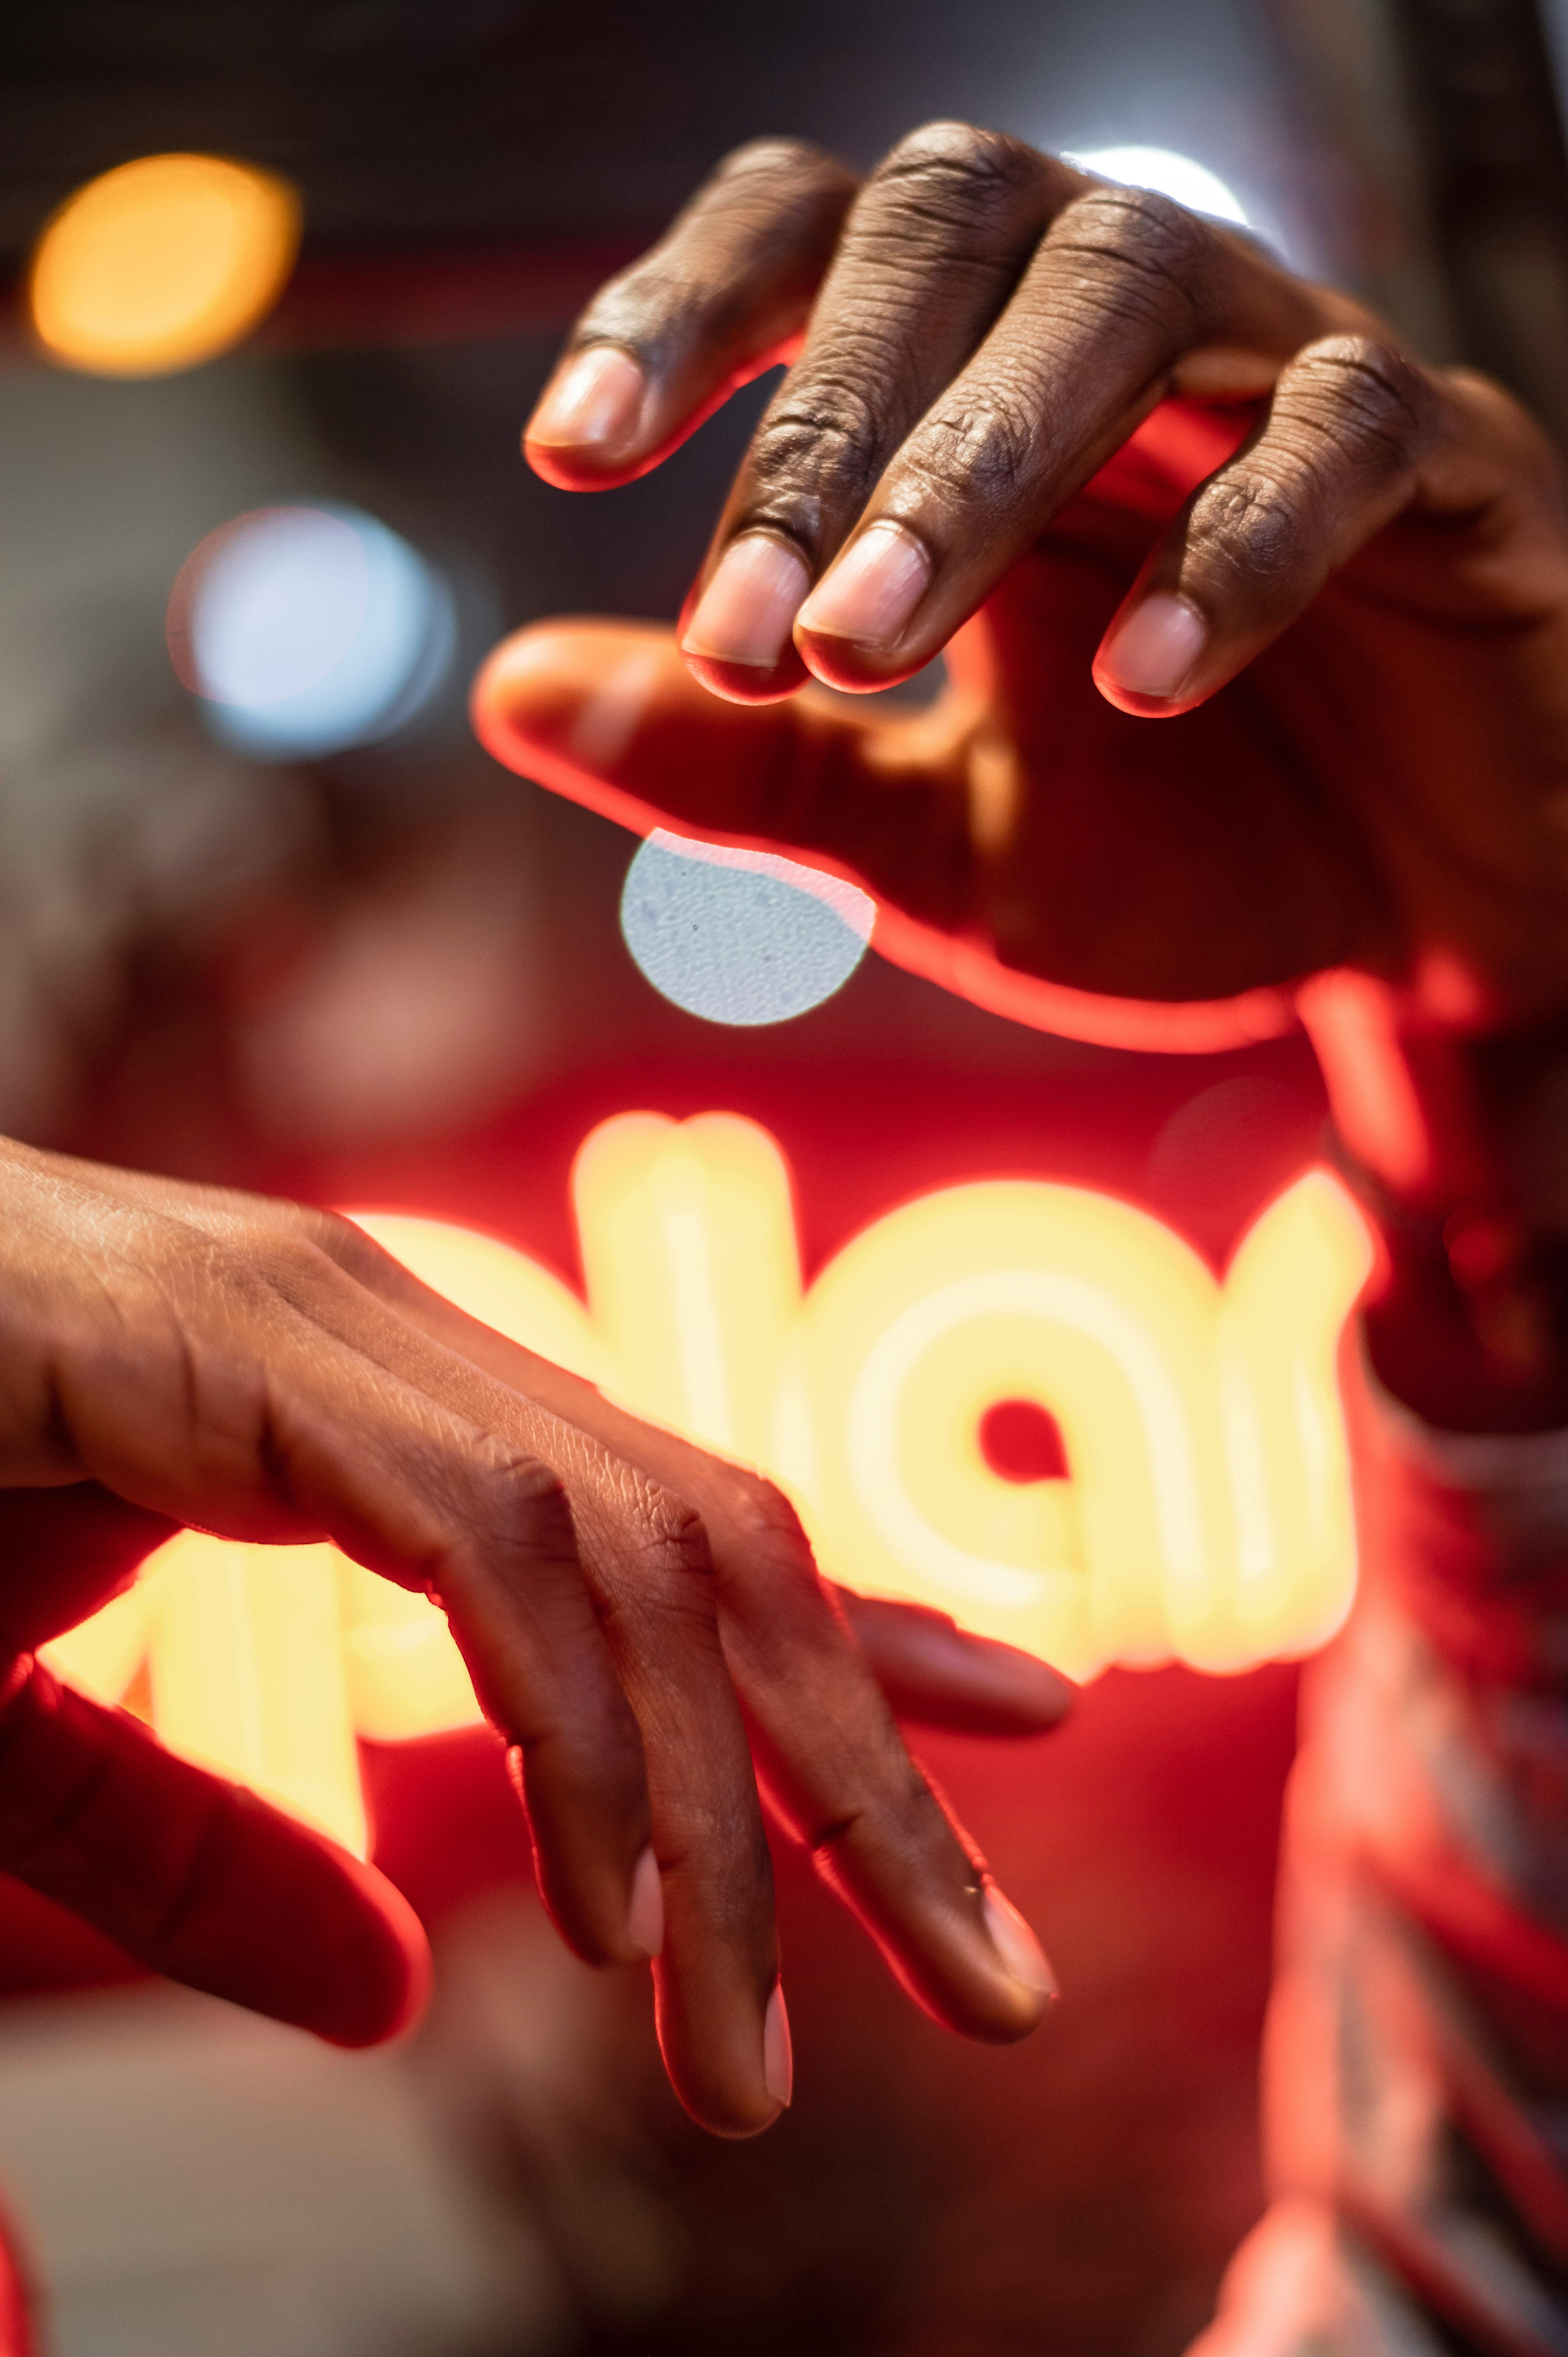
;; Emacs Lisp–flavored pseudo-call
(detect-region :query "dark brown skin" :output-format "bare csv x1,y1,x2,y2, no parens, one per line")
475,124,1568,1431
0,1138,1068,2135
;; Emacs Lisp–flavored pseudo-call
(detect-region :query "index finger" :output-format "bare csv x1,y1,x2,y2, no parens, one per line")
525,137,857,489
788,185,1345,698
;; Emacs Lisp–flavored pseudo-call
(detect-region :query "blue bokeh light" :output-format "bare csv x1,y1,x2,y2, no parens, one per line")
171,502,455,758
620,830,875,1026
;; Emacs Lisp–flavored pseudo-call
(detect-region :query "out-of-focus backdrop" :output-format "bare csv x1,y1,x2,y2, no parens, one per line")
1,5,1566,2353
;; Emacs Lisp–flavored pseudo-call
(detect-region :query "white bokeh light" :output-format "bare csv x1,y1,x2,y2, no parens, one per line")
169,502,456,758
620,830,875,1026
1065,145,1250,228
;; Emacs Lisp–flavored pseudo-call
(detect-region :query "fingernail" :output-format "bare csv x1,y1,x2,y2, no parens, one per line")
797,521,931,649
527,345,645,451
627,1845,664,1958
1099,592,1207,700
682,535,810,669
763,1980,793,2108
982,1886,1058,2000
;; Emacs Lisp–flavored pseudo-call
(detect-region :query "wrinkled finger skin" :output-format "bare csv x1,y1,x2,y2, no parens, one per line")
496,122,1568,1045
0,1136,1063,2137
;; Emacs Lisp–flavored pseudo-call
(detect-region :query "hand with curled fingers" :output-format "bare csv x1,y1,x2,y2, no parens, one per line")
0,1136,1068,2136
477,121,1568,1054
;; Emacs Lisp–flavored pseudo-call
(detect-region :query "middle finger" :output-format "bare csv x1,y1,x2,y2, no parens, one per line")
680,122,1074,701
794,181,1333,692
682,143,1341,702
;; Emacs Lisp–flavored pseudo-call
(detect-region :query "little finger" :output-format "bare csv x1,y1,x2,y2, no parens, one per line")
1093,336,1447,714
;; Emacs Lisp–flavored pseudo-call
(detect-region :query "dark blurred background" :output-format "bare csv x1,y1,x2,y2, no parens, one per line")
0,5,1564,2354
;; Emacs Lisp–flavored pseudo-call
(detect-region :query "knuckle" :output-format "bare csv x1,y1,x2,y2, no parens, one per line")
575,260,696,359
583,141,851,355
708,1470,824,1599
757,381,880,473
1190,466,1310,582
806,1756,936,1860
465,1445,574,1544
609,1475,723,1622
742,378,888,528
235,1224,340,1306
874,119,1042,214
1058,180,1205,253
1049,183,1211,315
711,134,841,192
719,1467,809,1552
632,1480,712,1577
907,385,1040,503
288,1204,376,1275
580,1444,713,1567
1283,334,1432,464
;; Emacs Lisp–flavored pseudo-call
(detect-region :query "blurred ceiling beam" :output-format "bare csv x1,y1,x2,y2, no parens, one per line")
0,235,643,371
5,0,1567,443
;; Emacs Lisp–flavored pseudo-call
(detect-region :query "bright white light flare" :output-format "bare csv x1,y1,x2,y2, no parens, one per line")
1066,145,1250,227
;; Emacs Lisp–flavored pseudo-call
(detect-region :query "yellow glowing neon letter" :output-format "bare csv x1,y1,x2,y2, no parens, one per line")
39,1116,1373,1841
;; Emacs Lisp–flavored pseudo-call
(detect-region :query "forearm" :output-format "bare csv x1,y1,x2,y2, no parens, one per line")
1233,989,1568,2355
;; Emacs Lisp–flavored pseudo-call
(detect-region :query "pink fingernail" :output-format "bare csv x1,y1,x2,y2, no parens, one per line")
763,1981,793,2108
627,1845,664,1958
797,521,932,649
682,536,810,669
982,1886,1058,2001
527,346,645,451
1100,592,1207,700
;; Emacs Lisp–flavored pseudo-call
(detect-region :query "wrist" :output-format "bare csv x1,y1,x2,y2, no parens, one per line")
1302,975,1568,1433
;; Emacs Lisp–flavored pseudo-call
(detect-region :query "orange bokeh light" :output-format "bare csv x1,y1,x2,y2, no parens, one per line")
28,154,300,378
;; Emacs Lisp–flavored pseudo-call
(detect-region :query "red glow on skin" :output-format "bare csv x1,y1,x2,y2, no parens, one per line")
470,664,1300,1059
0,2189,35,2357
1298,972,1501,1212
478,397,1316,1056
1297,972,1436,1198
525,336,807,495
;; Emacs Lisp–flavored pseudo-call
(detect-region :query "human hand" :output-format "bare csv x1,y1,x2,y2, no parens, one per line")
0,1136,1066,2133
475,124,1568,1423
478,124,1568,1109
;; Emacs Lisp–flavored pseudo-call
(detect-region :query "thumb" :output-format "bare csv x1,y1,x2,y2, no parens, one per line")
0,1659,428,2047
0,1486,177,1656
470,617,976,929
472,617,1274,1052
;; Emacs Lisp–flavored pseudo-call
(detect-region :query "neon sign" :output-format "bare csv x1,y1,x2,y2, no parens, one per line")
41,1112,1372,1854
